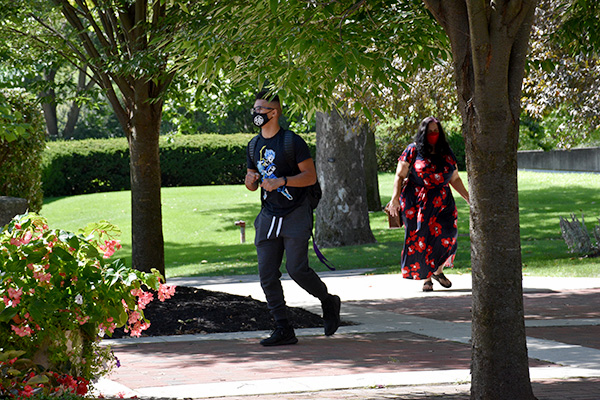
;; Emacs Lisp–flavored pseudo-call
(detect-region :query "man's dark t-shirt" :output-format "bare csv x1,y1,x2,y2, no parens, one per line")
247,129,311,217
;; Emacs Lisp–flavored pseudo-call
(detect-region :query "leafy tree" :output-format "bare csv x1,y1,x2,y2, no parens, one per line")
522,0,600,149
178,0,447,246
0,4,98,140
423,1,538,397
0,0,202,275
181,0,540,397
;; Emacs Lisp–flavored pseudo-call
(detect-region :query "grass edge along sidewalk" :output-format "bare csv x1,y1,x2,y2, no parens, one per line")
39,170,600,279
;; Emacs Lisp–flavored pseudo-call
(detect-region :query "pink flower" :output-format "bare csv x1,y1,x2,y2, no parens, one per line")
33,270,52,284
128,311,142,325
158,284,176,302
8,288,23,300
136,291,154,310
99,239,122,258
21,231,32,244
11,324,33,337
129,320,150,337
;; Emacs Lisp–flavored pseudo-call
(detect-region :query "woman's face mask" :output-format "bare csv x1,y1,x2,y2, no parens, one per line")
427,131,439,146
426,121,440,145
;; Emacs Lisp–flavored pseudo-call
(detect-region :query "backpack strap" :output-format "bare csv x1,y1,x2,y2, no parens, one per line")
312,232,335,271
248,134,260,167
283,130,296,170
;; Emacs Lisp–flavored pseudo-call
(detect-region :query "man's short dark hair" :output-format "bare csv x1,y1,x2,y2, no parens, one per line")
255,89,280,104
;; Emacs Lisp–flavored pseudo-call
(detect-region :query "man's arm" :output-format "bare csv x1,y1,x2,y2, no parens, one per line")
260,158,317,192
245,168,260,191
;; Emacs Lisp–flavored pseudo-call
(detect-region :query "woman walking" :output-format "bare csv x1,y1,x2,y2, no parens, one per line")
387,117,470,291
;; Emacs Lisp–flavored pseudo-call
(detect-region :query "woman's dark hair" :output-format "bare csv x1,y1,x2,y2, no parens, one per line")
414,116,451,158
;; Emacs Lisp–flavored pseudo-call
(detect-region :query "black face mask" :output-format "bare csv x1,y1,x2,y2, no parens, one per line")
252,111,271,128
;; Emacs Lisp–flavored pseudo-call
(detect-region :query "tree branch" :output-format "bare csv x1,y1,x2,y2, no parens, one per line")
91,0,120,54
73,0,115,56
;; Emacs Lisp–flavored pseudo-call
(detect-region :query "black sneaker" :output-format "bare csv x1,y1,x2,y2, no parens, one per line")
260,325,298,346
322,294,341,336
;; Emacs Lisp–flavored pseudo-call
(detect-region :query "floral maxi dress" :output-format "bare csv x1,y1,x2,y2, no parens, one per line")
399,143,459,280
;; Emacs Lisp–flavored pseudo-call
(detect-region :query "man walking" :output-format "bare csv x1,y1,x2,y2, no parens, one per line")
245,90,341,346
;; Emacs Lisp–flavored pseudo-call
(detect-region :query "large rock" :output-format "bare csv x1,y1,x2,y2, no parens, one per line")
0,196,28,227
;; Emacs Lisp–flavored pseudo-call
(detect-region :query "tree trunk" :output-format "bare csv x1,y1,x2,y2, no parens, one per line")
127,82,165,276
314,109,376,248
55,0,170,278
363,123,381,211
40,68,59,138
423,1,537,398
63,68,90,139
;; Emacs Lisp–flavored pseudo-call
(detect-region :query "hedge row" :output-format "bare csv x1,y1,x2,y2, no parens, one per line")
42,133,316,197
0,89,45,211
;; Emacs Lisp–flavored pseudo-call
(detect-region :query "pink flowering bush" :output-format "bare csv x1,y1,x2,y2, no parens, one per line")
0,349,89,398
0,214,176,397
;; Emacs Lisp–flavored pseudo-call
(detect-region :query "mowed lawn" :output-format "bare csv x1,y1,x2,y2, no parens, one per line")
39,170,600,278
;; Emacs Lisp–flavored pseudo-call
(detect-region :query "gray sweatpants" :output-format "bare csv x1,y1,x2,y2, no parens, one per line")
254,200,329,322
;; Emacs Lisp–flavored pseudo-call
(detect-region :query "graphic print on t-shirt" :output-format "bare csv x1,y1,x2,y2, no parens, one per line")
257,146,293,201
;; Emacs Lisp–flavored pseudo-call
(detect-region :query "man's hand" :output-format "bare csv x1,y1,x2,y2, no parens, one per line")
245,171,260,190
261,177,284,192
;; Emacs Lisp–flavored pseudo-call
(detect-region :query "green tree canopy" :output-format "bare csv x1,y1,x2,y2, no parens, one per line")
176,0,449,117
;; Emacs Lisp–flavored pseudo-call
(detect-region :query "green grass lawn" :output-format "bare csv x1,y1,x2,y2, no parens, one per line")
39,170,600,278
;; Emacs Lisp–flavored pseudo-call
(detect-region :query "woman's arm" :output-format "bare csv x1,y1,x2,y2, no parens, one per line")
387,160,410,217
449,170,470,204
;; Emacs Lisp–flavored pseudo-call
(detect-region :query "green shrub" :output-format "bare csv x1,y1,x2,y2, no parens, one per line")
42,138,130,197
160,133,255,187
42,133,317,197
0,90,45,211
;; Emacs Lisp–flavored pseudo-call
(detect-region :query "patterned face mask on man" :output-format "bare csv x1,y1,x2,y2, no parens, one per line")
252,111,271,127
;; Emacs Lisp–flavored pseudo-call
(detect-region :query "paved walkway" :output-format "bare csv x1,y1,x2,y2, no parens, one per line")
94,271,600,399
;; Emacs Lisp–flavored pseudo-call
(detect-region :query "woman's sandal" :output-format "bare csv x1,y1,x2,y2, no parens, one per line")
422,281,434,292
432,272,452,288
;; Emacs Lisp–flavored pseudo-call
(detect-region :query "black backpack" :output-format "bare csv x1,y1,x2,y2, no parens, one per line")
248,130,322,210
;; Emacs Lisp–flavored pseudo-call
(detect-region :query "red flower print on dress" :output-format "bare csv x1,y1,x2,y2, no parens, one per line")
441,237,452,248
416,237,426,253
431,173,444,185
405,207,416,220
414,160,427,176
429,219,442,237
433,196,442,208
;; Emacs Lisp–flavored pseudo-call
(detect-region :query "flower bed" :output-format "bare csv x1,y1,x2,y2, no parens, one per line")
0,214,175,398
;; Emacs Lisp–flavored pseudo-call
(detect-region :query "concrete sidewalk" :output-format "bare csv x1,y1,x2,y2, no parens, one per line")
94,272,600,399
